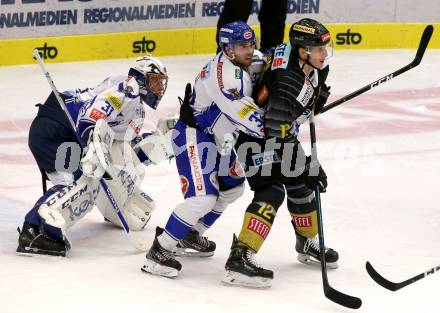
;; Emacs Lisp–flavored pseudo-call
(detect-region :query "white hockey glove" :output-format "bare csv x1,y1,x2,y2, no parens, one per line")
133,130,174,164
156,114,179,134
80,119,115,180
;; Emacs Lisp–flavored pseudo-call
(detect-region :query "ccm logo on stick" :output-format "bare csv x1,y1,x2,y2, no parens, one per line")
370,74,394,88
336,29,362,45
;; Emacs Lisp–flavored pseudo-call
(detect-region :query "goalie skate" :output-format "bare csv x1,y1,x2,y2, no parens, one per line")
16,222,67,257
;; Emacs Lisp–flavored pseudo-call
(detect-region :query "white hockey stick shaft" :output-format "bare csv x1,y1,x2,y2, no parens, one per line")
32,49,149,251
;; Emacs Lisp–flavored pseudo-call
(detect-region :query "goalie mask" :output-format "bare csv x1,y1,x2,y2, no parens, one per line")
128,55,168,110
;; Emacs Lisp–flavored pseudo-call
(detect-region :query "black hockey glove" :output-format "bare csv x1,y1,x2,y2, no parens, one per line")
314,84,331,115
303,157,328,192
179,83,198,128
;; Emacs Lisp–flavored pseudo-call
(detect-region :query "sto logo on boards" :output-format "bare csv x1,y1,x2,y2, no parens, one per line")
335,29,362,45
132,36,156,53
33,43,58,59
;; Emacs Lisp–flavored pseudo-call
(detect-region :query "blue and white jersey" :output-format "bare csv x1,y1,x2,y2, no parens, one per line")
190,51,265,145
63,75,146,143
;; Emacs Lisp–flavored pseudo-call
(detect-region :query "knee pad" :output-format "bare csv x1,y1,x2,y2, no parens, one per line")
253,183,285,209
173,195,218,226
214,183,245,212
163,195,217,241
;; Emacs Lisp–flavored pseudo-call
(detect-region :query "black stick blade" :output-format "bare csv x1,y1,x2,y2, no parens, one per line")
366,261,399,291
325,286,362,309
413,25,434,66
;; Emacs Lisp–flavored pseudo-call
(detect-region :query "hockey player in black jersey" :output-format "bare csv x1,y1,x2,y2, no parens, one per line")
222,18,338,288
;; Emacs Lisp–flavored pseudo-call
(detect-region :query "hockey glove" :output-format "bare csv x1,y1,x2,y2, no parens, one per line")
303,157,328,192
179,83,198,128
314,84,331,115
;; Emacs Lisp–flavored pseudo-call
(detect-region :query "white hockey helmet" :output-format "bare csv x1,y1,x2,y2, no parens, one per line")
128,55,168,109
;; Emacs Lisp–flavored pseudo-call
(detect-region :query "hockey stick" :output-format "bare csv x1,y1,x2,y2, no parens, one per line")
40,168,47,193
366,261,440,291
308,111,362,309
320,24,434,114
32,49,149,251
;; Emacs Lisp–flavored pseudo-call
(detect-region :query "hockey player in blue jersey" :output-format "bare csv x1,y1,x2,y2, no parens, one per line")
17,55,175,257
141,21,265,277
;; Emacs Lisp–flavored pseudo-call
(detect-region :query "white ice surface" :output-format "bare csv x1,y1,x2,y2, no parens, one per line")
1,50,440,313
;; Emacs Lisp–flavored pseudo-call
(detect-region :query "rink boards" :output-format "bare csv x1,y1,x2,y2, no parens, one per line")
0,23,439,66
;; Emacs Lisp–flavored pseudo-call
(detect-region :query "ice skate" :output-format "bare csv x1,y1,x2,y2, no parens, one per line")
173,230,216,257
142,227,182,278
222,235,273,288
16,222,67,257
295,232,339,269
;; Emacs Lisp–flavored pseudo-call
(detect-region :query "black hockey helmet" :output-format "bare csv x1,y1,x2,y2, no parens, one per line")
289,18,331,47
289,18,333,69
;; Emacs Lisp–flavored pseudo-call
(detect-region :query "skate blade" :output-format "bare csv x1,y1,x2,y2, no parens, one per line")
173,247,214,258
16,246,66,258
297,254,339,269
141,258,179,278
222,271,272,289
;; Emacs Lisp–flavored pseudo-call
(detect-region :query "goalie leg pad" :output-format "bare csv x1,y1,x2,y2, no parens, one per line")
95,141,152,231
37,175,101,231
101,186,155,231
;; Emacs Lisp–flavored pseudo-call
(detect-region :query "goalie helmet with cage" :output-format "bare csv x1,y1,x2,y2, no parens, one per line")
218,21,258,55
128,55,168,110
289,18,333,69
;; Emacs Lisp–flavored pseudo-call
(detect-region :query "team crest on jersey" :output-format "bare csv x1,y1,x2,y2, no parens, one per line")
227,88,240,100
180,175,189,195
